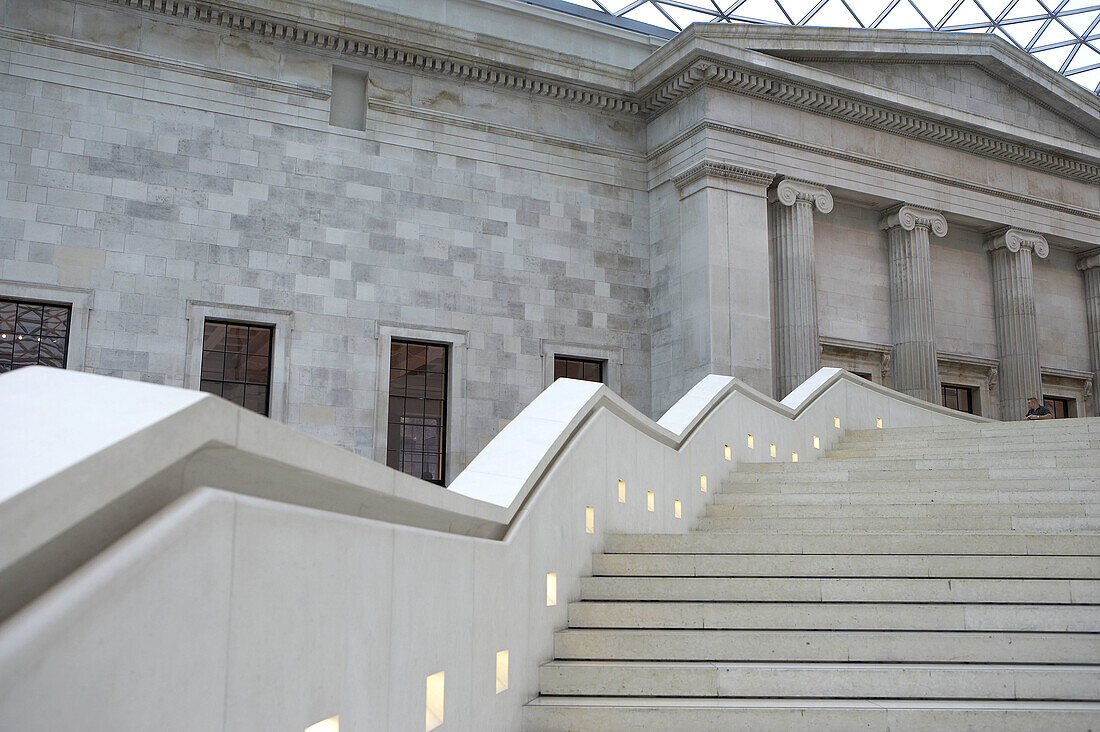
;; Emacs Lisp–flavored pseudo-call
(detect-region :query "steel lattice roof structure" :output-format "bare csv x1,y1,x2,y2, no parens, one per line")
523,0,1100,93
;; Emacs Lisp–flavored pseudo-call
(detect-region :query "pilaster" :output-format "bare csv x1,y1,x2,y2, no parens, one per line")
986,228,1049,421
1077,251,1100,417
880,204,948,403
769,178,832,399
661,159,775,409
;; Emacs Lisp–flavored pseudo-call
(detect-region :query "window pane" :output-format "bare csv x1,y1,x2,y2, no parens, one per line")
554,359,566,380
246,354,268,383
41,307,68,337
390,342,407,372
222,382,245,406
247,327,271,356
225,325,248,353
243,385,267,414
583,361,601,382
12,337,37,367
425,346,446,372
0,301,16,333
199,380,221,396
0,340,12,368
425,372,444,399
201,350,225,380
38,338,64,367
15,305,42,335
406,343,427,371
224,353,245,381
203,322,226,351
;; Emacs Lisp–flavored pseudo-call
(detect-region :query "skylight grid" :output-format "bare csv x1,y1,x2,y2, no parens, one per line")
525,0,1100,93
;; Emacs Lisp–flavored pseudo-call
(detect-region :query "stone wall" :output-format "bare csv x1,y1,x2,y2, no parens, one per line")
0,0,651,473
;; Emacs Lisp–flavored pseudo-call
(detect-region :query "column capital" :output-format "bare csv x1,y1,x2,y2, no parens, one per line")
1076,250,1100,271
879,204,948,238
671,159,775,195
771,178,833,214
985,227,1049,259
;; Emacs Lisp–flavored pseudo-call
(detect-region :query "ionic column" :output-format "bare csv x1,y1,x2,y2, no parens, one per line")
879,204,948,403
986,228,1049,421
1077,251,1100,417
769,178,832,399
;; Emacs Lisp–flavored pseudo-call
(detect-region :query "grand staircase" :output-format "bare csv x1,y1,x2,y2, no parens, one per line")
524,419,1100,730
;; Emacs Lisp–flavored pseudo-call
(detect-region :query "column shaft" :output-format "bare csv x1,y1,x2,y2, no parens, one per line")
987,229,1047,421
881,205,946,403
769,179,831,399
1078,254,1100,416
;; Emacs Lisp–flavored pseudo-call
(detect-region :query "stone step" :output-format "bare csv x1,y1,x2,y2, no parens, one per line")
537,661,1100,700
706,501,1098,518
737,455,1100,473
696,516,1100,533
712,489,1100,505
843,420,1100,441
828,440,1099,458
722,476,1100,491
591,552,1100,579
552,628,1100,663
523,696,1100,731
567,601,1100,631
604,531,1100,555
580,576,1100,603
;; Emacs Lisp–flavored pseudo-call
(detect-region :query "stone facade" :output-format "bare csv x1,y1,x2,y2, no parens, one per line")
1,0,1098,473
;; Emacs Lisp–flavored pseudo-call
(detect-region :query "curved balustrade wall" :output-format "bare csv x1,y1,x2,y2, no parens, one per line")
0,366,982,730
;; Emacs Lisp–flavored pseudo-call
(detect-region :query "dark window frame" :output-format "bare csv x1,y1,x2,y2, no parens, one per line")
199,319,274,416
387,338,449,486
942,383,977,415
1043,395,1074,419
0,297,72,373
553,355,605,384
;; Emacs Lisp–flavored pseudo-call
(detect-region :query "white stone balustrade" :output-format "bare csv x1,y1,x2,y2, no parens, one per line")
0,366,981,730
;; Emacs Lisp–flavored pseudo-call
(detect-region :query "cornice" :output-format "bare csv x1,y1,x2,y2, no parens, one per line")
85,0,1100,187
772,178,833,213
650,120,1100,224
985,227,1050,259
671,159,774,191
640,58,1100,186
104,0,641,114
880,204,948,238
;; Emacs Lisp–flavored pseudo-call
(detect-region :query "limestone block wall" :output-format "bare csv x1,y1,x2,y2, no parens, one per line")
814,202,890,346
1035,248,1091,374
0,0,652,473
931,232,1000,360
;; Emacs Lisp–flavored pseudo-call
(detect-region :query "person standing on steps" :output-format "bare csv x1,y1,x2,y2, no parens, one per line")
1024,397,1054,420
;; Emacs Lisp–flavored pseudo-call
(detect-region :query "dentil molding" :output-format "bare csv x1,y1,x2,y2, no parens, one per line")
880,204,949,238
671,160,775,192
985,227,1050,259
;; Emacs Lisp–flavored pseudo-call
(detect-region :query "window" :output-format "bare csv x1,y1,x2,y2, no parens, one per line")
387,340,448,485
0,298,71,373
1043,396,1074,419
554,355,604,383
199,320,274,415
852,371,873,381
942,384,976,414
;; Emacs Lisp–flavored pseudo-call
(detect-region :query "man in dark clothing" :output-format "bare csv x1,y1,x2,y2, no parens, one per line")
1024,397,1054,420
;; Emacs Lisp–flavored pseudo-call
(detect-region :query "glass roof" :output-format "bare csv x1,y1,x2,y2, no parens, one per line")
525,0,1100,94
